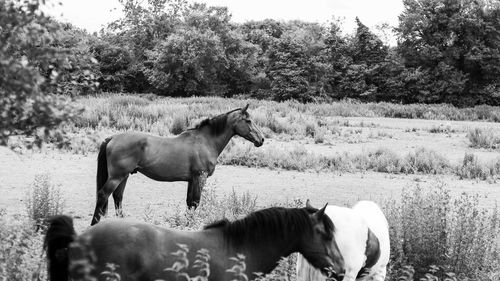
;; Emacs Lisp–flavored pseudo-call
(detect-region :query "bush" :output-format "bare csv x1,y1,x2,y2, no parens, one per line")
456,153,488,180
367,148,404,173
385,183,499,280
467,127,500,149
26,174,64,230
404,147,450,174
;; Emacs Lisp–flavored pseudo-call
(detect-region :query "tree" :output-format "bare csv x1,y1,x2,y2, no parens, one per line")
99,0,188,93
397,0,500,105
0,0,93,147
266,21,329,102
145,3,259,97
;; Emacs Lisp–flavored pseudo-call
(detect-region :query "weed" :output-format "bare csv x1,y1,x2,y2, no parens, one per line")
26,174,64,230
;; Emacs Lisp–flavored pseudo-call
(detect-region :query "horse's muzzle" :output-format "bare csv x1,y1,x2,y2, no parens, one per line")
254,138,264,147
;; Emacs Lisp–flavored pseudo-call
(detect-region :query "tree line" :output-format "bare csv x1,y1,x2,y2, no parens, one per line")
91,0,500,106
1,0,500,143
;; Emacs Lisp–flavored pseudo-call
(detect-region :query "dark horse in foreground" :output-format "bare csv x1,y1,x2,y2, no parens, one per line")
91,104,264,225
46,203,345,281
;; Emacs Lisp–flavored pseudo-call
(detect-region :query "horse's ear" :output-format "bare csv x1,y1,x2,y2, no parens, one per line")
306,199,314,209
314,203,328,219
242,104,249,113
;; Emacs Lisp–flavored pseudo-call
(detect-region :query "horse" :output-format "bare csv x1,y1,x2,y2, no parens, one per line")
296,200,390,281
45,203,345,281
90,104,265,225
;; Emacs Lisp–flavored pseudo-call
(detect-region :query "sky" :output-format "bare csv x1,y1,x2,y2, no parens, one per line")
47,0,404,37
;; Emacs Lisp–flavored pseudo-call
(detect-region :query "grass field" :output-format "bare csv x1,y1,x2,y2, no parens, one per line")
1,94,499,280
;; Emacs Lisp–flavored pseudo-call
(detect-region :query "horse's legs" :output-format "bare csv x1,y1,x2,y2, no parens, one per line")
186,180,193,208
112,176,129,218
186,172,207,209
91,176,126,225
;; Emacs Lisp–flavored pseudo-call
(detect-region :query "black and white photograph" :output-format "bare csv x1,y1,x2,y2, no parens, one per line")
1,0,499,280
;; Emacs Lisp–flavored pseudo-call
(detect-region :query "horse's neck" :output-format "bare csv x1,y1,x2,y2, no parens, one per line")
203,126,234,155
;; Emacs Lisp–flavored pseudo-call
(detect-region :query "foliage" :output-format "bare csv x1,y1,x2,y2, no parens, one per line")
84,0,500,106
0,0,97,147
397,0,500,105
0,212,46,281
3,0,500,106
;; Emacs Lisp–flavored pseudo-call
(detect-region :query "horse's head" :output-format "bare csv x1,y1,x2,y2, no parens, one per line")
299,201,345,279
230,104,264,147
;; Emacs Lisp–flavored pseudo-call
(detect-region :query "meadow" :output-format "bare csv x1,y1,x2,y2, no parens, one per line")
1,94,499,280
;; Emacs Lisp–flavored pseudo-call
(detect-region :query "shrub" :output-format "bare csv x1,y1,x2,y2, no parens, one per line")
467,127,500,149
0,214,46,280
385,183,499,280
26,174,64,230
456,153,488,180
367,148,404,173
404,147,450,174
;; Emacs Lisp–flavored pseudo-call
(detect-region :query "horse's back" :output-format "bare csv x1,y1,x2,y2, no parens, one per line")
70,219,172,280
106,132,198,180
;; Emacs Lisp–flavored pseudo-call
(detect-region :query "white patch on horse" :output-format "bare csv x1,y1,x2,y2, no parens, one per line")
296,201,390,281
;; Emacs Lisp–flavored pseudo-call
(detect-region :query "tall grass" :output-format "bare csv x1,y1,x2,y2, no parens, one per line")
65,94,500,146
76,95,500,126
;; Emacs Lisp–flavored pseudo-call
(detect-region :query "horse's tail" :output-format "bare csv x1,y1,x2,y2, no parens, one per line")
97,137,112,214
44,215,76,281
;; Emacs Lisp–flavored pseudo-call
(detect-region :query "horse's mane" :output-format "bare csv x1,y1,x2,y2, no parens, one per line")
189,108,244,135
204,207,334,247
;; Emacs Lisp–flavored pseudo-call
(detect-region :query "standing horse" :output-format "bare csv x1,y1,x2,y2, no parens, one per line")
297,201,390,281
91,104,264,225
46,204,345,281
